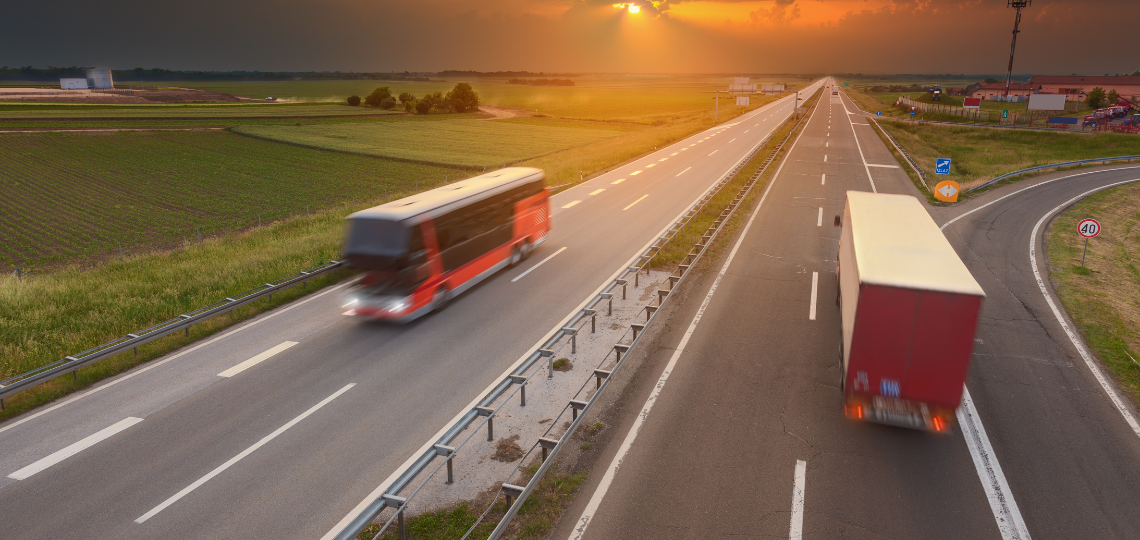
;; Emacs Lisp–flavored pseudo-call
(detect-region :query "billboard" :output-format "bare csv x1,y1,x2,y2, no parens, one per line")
1028,94,1066,111
963,98,981,109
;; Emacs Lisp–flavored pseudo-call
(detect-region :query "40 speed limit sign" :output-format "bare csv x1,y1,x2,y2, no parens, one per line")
1078,218,1101,238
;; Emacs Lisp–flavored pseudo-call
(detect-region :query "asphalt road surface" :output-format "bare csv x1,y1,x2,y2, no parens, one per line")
555,84,1140,540
0,82,824,540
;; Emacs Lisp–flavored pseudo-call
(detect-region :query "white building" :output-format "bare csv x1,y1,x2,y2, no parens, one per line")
60,78,88,90
86,68,113,89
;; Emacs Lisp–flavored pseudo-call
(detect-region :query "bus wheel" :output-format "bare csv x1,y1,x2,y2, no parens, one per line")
521,239,533,260
433,287,451,312
509,245,523,267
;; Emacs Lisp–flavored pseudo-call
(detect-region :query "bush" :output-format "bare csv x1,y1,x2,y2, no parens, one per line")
398,92,415,103
346,95,360,106
415,92,444,114
445,82,480,113
404,100,415,113
363,86,392,107
379,97,396,110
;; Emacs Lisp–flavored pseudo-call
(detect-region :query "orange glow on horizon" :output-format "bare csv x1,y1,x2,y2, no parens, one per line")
613,3,641,14
666,0,895,29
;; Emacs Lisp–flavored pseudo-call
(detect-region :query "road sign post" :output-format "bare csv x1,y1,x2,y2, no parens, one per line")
1077,218,1101,269
935,158,951,175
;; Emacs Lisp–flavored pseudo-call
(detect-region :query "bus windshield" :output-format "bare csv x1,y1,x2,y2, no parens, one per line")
344,218,428,296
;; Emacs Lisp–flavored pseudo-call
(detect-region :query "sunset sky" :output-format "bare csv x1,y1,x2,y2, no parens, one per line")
4,0,1135,75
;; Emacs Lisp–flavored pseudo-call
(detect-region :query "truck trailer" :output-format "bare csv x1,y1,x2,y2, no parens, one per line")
836,192,985,432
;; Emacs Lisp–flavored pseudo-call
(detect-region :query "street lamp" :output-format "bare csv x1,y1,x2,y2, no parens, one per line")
1002,0,1032,101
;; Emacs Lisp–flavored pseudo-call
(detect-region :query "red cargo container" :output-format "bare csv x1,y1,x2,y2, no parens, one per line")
836,192,985,432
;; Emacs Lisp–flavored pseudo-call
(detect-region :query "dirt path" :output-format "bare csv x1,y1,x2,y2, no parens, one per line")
478,106,530,120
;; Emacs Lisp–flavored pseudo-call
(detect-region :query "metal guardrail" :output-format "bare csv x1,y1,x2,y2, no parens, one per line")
965,155,1140,193
870,118,929,192
0,260,345,406
334,86,822,540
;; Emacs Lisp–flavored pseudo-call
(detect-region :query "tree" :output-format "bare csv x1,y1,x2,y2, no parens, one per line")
984,77,1000,84
347,95,361,106
1131,70,1140,76
1107,89,1120,104
445,82,480,113
1086,86,1107,109
398,92,415,103
404,100,416,113
415,92,445,114
364,86,392,107
380,97,397,110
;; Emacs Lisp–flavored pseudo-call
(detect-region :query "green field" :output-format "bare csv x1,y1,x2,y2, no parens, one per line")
234,120,621,168
0,102,400,119
875,122,1140,191
0,130,459,269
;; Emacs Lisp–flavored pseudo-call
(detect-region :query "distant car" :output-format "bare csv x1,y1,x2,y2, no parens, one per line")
265,97,277,102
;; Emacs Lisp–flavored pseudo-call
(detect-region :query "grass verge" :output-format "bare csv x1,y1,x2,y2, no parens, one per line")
874,121,1140,192
1046,182,1140,404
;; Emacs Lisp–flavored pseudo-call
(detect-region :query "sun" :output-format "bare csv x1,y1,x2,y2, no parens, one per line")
628,4,640,13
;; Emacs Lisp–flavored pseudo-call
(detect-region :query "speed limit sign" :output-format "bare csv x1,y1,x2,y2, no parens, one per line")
1078,218,1101,238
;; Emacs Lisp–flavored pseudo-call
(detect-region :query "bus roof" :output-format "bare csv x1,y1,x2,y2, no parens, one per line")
349,167,545,222
846,191,985,297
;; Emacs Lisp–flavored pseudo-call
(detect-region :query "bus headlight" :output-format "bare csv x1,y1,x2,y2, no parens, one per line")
386,298,409,313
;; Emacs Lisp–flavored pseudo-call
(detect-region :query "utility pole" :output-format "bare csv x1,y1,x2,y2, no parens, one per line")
1002,0,1032,101
715,89,719,122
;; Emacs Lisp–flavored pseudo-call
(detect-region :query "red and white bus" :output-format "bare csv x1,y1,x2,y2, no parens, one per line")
343,167,551,322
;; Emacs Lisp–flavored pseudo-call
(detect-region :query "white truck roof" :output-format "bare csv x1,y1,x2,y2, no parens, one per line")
350,167,544,222
846,191,985,296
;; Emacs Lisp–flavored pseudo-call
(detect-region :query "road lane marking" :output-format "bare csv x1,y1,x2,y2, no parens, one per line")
611,178,626,185
821,174,826,185
826,142,829,147
568,93,817,540
744,130,749,133
708,150,718,156
824,155,827,162
561,200,581,209
218,341,298,378
816,207,822,227
789,460,807,540
671,152,678,156
958,388,1032,540
838,99,877,193
645,164,655,168
729,138,736,143
680,148,688,151
630,170,642,175
622,195,648,211
135,383,355,524
511,247,567,282
9,417,143,480
809,272,818,320
676,167,691,177
0,279,356,436
658,158,668,162
589,189,605,196
866,164,899,168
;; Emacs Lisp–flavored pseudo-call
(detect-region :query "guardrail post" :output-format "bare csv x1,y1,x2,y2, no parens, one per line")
594,369,611,390
584,309,597,333
614,344,629,363
1,398,5,411
538,437,558,462
616,279,627,300
668,275,680,290
600,293,613,316
657,289,669,304
434,444,456,484
509,375,527,406
645,305,658,321
539,349,554,379
382,494,408,540
569,399,587,421
476,406,495,441
502,483,525,507
631,324,645,341
562,327,578,354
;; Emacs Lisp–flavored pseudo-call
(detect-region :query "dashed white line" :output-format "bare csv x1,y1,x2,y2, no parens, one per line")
789,460,807,540
135,383,355,523
816,207,822,227
729,138,736,143
218,341,298,378
622,195,648,211
612,178,626,185
676,167,691,177
589,189,605,195
708,150,718,156
821,173,826,185
809,272,818,320
826,142,829,147
511,247,567,282
646,164,655,168
630,170,642,175
658,158,668,162
9,417,143,480
671,152,678,156
824,155,828,162
562,200,581,209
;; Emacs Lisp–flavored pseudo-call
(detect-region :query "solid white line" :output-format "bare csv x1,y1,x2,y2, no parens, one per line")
789,460,807,540
9,417,143,480
809,272,818,320
135,383,354,524
958,388,1032,540
589,189,605,196
562,200,581,209
218,341,297,378
676,167,691,177
821,173,826,185
1028,180,1140,437
511,247,567,282
568,90,819,540
0,279,355,436
816,207,822,227
866,164,900,169
622,195,648,211
611,178,625,185
708,150,718,156
839,95,877,192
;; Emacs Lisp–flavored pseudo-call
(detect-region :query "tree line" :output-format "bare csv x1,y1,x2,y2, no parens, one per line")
347,83,480,114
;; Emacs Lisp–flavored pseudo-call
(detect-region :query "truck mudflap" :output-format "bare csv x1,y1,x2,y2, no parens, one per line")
844,394,955,433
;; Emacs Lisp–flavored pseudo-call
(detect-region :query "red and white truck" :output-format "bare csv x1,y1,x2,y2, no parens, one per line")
836,192,986,432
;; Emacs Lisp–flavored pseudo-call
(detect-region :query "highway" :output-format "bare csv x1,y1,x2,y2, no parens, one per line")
554,83,1140,539
0,81,824,540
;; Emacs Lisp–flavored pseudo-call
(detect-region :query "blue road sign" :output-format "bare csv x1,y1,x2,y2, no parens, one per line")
876,111,882,116
935,158,951,175
910,110,916,116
